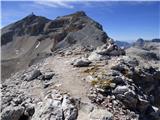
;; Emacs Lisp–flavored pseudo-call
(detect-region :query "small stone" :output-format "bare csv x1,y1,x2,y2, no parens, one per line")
44,72,55,80
110,83,116,88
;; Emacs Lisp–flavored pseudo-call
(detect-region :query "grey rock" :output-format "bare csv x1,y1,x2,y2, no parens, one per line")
110,83,116,89
65,51,72,56
111,63,127,72
137,98,150,113
113,85,130,94
88,52,110,61
24,103,35,116
90,108,113,120
12,97,23,106
123,91,138,108
80,102,94,113
73,57,91,67
27,69,41,81
62,95,78,120
85,75,95,82
32,92,78,120
112,76,125,85
147,106,160,120
43,72,55,80
113,85,138,108
1,105,25,120
32,98,63,120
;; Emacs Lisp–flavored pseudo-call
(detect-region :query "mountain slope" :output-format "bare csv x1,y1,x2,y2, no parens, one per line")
1,11,110,80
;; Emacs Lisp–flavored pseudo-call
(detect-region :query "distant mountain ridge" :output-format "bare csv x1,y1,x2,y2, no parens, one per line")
115,40,131,48
133,38,160,47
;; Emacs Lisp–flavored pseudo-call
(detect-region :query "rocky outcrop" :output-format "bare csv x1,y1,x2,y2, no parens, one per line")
32,90,78,120
88,39,125,61
86,56,160,120
71,57,92,67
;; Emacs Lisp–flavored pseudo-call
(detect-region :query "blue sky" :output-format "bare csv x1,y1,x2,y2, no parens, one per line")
1,1,160,42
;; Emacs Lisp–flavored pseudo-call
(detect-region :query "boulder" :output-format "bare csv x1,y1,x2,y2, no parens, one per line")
62,95,78,120
24,103,35,116
88,52,110,61
32,92,78,120
1,106,25,120
113,86,138,108
39,72,55,80
113,85,130,94
146,106,160,120
32,98,63,120
123,91,138,108
72,58,91,67
26,69,41,81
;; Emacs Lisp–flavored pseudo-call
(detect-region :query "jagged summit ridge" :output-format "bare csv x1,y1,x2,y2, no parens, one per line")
1,11,106,46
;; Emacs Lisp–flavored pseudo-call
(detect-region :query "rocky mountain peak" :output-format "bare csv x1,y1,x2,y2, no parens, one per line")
63,11,87,17
22,12,37,20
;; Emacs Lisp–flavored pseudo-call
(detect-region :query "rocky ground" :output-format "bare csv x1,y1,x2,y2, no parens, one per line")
1,40,160,120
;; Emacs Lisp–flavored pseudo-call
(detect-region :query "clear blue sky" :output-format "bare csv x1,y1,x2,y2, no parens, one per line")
1,1,160,42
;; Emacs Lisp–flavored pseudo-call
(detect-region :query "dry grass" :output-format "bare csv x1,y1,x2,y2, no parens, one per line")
91,79,112,89
83,64,104,74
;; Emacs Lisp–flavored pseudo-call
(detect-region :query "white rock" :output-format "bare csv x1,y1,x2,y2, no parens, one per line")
113,85,129,94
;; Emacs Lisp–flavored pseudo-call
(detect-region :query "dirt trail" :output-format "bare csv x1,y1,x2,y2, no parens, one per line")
46,55,90,102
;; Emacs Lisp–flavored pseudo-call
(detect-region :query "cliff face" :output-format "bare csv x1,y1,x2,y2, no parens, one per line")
1,11,110,79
